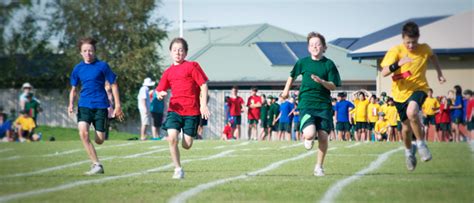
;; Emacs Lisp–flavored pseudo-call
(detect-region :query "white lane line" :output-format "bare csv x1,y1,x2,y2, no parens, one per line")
1,148,168,178
345,142,362,148
470,140,474,154
214,141,250,149
43,142,138,157
319,147,403,203
279,142,303,149
0,150,235,202
168,147,338,203
0,148,13,153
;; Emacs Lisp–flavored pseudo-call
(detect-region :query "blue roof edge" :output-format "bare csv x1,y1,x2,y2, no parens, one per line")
348,48,474,59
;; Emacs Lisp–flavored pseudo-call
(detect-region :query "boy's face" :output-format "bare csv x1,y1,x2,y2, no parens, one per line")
402,36,419,52
428,91,433,97
307,37,325,58
251,90,257,96
170,42,187,64
231,88,238,95
379,116,384,121
358,94,365,100
80,43,96,64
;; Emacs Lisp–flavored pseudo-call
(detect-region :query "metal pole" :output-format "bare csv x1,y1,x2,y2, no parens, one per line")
179,0,183,37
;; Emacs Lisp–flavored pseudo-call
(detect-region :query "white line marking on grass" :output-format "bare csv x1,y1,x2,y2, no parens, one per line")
214,141,250,149
319,147,403,203
0,150,235,202
0,148,13,153
123,148,168,159
148,145,164,149
168,147,338,203
42,142,139,157
279,142,303,149
470,140,474,154
345,142,362,148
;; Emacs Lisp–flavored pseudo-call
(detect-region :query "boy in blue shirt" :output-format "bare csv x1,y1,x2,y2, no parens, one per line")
275,96,294,141
68,37,124,175
334,92,354,141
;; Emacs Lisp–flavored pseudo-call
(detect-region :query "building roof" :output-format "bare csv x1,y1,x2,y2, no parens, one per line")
159,24,375,85
348,10,473,59
329,38,359,50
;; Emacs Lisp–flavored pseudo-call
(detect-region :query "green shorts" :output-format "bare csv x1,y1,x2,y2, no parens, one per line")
271,122,279,132
355,122,368,130
260,119,269,128
293,122,300,132
163,112,200,138
467,119,474,131
77,107,108,132
248,119,259,125
336,122,351,131
395,91,427,122
397,121,402,131
452,117,463,124
299,109,333,134
230,116,241,128
440,123,451,131
368,122,375,131
423,115,436,125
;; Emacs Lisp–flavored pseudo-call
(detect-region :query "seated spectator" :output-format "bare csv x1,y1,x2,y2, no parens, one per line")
0,111,13,142
14,110,36,142
374,112,389,141
222,121,234,140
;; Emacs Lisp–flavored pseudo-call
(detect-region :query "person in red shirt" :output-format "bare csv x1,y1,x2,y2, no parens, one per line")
228,86,244,139
157,37,210,180
247,87,262,140
433,96,443,142
222,121,233,140
439,96,451,142
464,89,474,140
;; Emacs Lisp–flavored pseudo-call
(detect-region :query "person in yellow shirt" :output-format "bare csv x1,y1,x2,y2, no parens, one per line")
352,89,372,142
374,112,389,141
14,110,36,142
380,22,446,171
422,88,440,141
384,98,399,142
367,95,380,141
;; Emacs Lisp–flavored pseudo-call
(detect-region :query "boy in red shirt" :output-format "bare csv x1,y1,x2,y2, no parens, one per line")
157,38,210,179
247,87,262,140
222,121,234,140
439,96,451,142
464,89,474,140
228,86,244,139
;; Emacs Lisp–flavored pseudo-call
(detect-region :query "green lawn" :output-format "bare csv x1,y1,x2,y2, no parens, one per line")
0,128,472,203
35,126,139,141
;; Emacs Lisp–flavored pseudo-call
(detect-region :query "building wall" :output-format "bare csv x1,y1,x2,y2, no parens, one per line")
376,54,474,97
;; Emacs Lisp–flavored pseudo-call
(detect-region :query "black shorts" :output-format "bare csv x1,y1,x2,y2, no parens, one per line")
77,107,108,132
467,119,474,131
278,122,291,133
355,122,368,130
293,122,300,132
423,115,436,125
163,112,200,138
336,122,351,131
248,119,258,125
300,109,333,134
397,121,402,131
199,117,208,126
368,122,376,131
440,123,451,131
230,116,241,128
271,121,279,132
394,91,427,122
151,112,163,128
260,119,269,128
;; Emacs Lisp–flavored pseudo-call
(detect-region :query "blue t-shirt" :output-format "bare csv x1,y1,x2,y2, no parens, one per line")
334,100,354,122
293,108,300,123
0,120,12,136
451,95,463,119
150,91,165,113
70,60,117,109
279,101,294,123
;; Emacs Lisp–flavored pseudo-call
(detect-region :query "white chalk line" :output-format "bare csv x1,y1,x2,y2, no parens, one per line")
0,150,235,203
319,147,403,203
470,140,474,155
168,147,339,203
0,148,13,153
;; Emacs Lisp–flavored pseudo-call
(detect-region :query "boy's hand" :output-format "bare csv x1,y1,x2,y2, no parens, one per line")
311,74,323,83
438,75,446,84
157,91,167,100
114,107,125,122
68,105,74,117
398,55,412,66
200,105,210,120
281,91,289,99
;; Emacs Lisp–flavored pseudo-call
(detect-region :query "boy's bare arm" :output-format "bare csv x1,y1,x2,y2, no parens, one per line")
200,83,210,119
111,83,125,121
429,54,447,84
282,77,294,99
381,56,412,77
311,74,336,90
68,87,76,116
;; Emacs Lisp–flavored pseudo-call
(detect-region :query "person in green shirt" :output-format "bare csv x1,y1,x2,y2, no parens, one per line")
282,32,341,177
268,95,280,141
259,94,270,141
24,93,42,125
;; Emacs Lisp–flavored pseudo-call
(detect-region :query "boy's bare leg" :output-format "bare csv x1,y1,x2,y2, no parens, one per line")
167,129,181,168
182,134,193,150
78,122,99,163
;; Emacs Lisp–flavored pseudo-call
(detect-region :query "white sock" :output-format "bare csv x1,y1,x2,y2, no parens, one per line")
405,149,412,156
315,164,322,170
93,162,101,166
175,167,182,171
416,140,425,147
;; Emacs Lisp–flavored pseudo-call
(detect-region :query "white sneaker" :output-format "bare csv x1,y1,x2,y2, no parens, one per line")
406,145,417,171
417,142,432,162
85,164,104,175
172,168,184,179
314,167,325,177
304,138,314,150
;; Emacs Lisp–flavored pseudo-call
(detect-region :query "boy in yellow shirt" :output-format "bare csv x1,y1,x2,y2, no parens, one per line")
380,22,446,171
367,95,380,141
352,89,372,142
14,110,36,142
374,112,389,141
422,88,440,141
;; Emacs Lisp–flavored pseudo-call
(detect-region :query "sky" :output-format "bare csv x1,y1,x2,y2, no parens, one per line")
155,0,473,41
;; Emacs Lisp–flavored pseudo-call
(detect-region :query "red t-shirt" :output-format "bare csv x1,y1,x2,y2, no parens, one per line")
223,125,233,139
247,95,262,120
439,103,451,123
228,96,244,116
467,98,474,122
156,61,208,116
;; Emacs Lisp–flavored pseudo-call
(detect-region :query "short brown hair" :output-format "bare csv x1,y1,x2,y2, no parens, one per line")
78,37,97,51
169,37,189,53
402,22,420,38
307,32,326,47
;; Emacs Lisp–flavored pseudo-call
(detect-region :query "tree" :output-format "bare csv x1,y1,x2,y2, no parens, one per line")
48,0,168,117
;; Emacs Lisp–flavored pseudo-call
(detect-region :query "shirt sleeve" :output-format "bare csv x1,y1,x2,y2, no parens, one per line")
290,60,301,79
380,46,399,67
70,67,79,87
156,70,170,92
103,63,117,84
327,61,341,87
247,97,251,107
191,62,209,86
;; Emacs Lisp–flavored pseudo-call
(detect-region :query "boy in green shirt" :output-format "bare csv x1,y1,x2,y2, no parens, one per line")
282,32,341,176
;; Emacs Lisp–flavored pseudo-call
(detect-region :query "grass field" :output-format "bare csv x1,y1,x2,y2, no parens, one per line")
0,134,473,202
